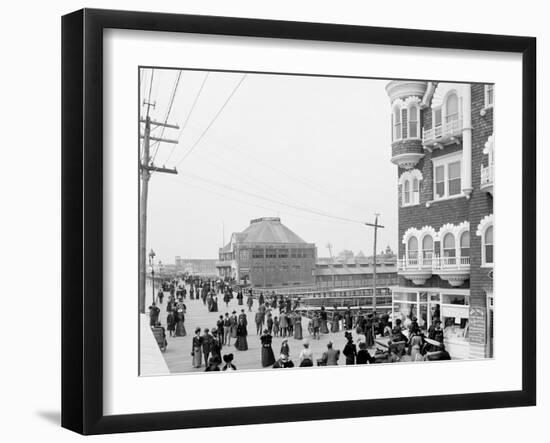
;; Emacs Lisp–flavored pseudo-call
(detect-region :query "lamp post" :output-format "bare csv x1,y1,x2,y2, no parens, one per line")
149,249,156,305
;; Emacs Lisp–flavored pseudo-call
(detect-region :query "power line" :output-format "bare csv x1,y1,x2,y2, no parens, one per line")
180,149,345,217
150,70,182,164
175,74,247,167
178,170,365,225
165,71,210,165
228,142,372,215
172,176,345,226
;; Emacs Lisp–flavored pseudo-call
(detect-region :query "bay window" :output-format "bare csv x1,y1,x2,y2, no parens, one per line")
408,104,419,138
393,106,402,141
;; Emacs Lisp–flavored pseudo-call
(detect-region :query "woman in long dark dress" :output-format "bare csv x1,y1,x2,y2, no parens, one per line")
246,294,254,312
280,339,290,357
235,318,248,351
319,307,329,334
237,290,243,306
344,308,353,330
293,312,303,340
365,313,375,347
260,330,276,367
175,311,186,337
175,304,186,337
343,333,357,365
166,310,176,337
230,311,238,339
223,291,231,307
331,308,341,333
192,328,203,368
210,294,219,312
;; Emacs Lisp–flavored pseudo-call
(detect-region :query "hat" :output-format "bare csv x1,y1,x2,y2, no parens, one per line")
195,327,201,333
302,339,309,347
263,329,269,334
280,354,289,361
223,353,234,363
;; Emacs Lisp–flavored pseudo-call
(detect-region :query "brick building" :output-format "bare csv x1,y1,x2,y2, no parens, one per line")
216,217,317,288
386,80,494,359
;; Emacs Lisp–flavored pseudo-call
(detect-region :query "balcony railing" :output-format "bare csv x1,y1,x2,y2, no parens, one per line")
398,255,470,271
432,255,470,270
480,164,494,186
422,118,463,145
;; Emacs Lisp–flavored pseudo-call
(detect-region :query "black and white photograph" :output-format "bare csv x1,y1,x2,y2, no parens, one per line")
138,68,495,376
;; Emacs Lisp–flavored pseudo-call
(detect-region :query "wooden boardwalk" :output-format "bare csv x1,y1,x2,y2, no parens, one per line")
140,284,378,375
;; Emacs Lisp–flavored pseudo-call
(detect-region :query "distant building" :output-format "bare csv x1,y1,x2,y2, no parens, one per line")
314,252,398,289
175,257,217,276
217,217,317,288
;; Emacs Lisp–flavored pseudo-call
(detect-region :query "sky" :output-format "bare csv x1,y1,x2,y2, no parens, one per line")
140,68,397,264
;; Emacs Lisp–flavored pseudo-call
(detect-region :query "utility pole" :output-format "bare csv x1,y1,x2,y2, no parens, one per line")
365,214,384,312
326,242,334,262
139,101,179,314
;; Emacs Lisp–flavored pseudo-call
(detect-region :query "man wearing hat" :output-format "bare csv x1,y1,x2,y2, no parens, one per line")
201,328,213,368
273,353,295,368
223,312,232,345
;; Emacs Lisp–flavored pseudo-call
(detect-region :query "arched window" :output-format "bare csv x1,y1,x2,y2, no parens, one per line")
422,235,434,263
408,236,418,260
408,104,419,138
484,226,493,265
442,233,456,259
403,180,410,205
446,93,459,124
412,178,420,204
460,231,470,258
393,106,402,141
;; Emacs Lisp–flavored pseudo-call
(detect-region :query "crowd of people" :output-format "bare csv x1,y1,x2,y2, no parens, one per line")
147,275,450,373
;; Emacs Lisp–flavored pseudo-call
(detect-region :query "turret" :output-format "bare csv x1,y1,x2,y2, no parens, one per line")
385,81,428,169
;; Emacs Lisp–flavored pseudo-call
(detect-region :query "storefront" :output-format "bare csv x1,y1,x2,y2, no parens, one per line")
391,287,470,359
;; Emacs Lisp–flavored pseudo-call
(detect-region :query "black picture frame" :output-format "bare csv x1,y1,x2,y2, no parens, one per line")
61,8,536,435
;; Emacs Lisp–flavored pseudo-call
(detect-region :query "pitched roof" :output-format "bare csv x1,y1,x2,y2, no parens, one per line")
238,217,307,244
